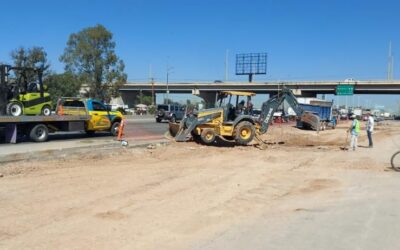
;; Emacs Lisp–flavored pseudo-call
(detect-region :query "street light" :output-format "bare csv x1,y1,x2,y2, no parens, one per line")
166,62,173,105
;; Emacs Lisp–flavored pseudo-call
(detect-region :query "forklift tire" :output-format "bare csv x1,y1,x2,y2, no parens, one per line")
110,121,121,136
41,105,52,116
29,124,49,142
6,102,23,116
235,121,255,145
200,129,216,144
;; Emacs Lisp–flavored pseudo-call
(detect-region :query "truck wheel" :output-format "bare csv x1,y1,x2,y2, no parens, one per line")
29,124,49,142
110,121,120,136
200,129,216,144
6,102,23,116
156,118,162,123
41,105,52,116
235,121,255,145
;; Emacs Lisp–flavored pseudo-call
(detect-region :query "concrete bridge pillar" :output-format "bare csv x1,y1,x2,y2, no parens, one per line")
120,91,139,108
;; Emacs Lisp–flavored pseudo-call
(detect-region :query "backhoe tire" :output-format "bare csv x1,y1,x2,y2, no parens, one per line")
235,121,255,145
200,129,216,144
29,124,49,142
41,105,52,116
6,102,23,116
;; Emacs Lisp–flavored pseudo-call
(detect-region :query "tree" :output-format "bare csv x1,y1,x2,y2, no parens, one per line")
44,72,82,104
60,24,127,102
141,95,153,106
10,46,50,81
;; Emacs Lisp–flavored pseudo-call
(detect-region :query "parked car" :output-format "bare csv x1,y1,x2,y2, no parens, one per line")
155,104,186,123
373,116,384,122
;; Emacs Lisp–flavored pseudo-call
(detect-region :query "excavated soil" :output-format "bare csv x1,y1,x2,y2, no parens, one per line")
0,120,399,249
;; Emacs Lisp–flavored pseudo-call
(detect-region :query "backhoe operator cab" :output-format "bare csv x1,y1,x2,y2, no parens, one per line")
217,91,255,121
0,64,52,116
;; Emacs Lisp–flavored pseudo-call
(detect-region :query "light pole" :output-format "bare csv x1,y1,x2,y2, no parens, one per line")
166,61,173,105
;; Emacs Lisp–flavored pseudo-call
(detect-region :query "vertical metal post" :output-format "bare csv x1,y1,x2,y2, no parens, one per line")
225,49,229,81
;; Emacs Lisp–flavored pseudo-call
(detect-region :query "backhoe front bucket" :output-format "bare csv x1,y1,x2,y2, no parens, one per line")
169,122,181,137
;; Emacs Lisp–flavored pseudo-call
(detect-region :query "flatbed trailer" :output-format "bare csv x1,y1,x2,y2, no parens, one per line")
0,115,91,143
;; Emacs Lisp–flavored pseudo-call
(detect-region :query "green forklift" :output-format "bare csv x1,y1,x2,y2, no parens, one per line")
0,64,52,116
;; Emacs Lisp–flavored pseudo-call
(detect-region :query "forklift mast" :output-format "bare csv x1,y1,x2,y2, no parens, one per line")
0,65,11,115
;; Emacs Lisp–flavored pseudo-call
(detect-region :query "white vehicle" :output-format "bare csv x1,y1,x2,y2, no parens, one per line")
344,78,356,83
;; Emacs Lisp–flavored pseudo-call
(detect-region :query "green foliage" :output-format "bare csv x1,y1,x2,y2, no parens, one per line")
141,95,153,106
44,72,82,104
148,105,156,115
60,24,127,102
10,46,50,82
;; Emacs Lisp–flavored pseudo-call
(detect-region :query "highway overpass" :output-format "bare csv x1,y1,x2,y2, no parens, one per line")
119,80,400,107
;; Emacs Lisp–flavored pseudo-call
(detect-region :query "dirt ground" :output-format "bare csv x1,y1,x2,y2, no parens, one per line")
1,120,400,249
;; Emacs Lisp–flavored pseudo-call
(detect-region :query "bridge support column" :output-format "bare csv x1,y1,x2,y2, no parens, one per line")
120,91,140,108
199,91,217,108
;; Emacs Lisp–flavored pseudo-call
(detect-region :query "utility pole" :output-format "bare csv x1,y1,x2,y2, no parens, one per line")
388,41,394,80
166,59,173,105
225,49,229,81
149,64,155,106
151,78,155,106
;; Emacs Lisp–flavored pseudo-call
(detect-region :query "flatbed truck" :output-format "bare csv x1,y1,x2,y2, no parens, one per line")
0,98,124,143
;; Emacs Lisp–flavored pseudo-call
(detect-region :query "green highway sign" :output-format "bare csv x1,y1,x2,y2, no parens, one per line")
336,85,354,95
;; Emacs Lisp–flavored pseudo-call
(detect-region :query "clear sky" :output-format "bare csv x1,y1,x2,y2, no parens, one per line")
1,0,399,111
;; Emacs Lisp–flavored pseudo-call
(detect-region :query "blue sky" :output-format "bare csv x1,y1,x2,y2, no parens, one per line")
1,0,399,111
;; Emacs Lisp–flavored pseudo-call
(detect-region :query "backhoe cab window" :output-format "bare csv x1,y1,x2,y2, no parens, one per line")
92,102,107,111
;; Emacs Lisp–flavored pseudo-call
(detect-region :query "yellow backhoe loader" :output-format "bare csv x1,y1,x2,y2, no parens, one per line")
169,87,320,146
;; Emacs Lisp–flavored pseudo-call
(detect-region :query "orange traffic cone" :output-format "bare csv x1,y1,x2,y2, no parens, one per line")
57,104,64,116
117,119,125,141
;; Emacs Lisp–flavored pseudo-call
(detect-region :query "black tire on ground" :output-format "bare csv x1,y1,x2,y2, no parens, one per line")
41,105,52,116
200,129,216,144
391,151,400,171
235,121,255,145
158,109,165,117
110,121,121,136
6,102,23,116
191,131,201,142
156,118,162,123
29,124,49,142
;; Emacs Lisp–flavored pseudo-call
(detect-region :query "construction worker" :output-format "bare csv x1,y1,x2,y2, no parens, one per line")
366,112,374,148
246,97,254,115
348,114,360,151
237,100,245,114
